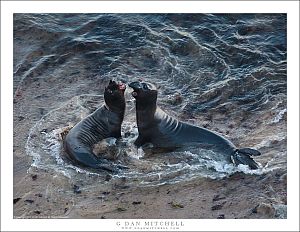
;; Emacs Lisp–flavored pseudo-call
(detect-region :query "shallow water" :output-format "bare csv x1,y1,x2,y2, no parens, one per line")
14,14,287,188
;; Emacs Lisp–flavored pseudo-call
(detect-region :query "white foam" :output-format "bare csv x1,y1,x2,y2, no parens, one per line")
270,108,287,124
25,95,104,179
25,94,282,187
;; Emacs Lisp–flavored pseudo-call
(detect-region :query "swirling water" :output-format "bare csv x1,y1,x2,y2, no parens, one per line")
14,14,287,187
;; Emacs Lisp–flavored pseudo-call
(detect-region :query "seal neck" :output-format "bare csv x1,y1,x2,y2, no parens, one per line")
135,100,157,131
105,102,125,115
135,92,157,112
136,100,157,112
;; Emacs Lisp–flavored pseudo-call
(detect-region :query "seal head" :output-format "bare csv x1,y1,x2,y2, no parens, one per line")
129,81,157,111
104,80,126,113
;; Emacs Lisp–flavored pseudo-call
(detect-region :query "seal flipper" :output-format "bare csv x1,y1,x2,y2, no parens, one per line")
65,146,121,173
95,157,129,173
95,159,120,173
230,148,261,170
134,136,149,147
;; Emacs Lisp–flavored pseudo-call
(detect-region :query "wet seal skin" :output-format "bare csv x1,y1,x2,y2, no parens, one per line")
64,80,127,172
129,81,261,169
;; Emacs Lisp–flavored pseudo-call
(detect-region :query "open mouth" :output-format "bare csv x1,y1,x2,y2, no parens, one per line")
118,82,126,91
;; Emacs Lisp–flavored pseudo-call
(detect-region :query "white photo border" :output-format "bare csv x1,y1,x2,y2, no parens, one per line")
1,1,299,231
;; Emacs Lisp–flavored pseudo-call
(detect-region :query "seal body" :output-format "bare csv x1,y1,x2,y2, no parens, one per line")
129,81,261,169
64,80,126,172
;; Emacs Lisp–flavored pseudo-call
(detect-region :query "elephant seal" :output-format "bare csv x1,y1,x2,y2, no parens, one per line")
129,81,261,169
64,80,126,172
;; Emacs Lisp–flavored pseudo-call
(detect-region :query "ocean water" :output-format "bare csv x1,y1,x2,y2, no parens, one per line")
14,14,287,187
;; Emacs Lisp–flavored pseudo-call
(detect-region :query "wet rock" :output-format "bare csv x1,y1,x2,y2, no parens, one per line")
40,129,48,133
13,198,22,204
132,201,141,205
35,193,43,197
105,174,112,181
73,185,81,194
279,173,287,185
169,201,184,209
213,195,226,202
31,174,37,181
113,177,129,189
24,199,34,204
101,216,106,219
167,93,183,105
59,127,72,141
30,134,37,139
34,94,48,99
15,89,22,98
229,172,245,180
117,207,127,212
115,185,130,190
174,93,183,103
39,108,46,115
256,203,275,217
102,191,110,195
203,123,210,128
211,205,223,211
64,208,68,214
251,205,259,214
217,214,225,219
70,71,80,76
124,132,131,138
18,116,25,121
34,210,41,215
228,124,234,129
211,202,226,211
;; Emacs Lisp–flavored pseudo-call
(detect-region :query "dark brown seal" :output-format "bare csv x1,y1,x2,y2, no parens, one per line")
64,80,126,172
129,81,261,169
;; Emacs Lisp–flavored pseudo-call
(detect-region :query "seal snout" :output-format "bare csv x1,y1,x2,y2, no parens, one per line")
107,80,126,94
129,81,143,97
128,81,143,90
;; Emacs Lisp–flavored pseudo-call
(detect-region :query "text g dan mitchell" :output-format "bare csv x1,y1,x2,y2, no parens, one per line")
116,220,185,230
